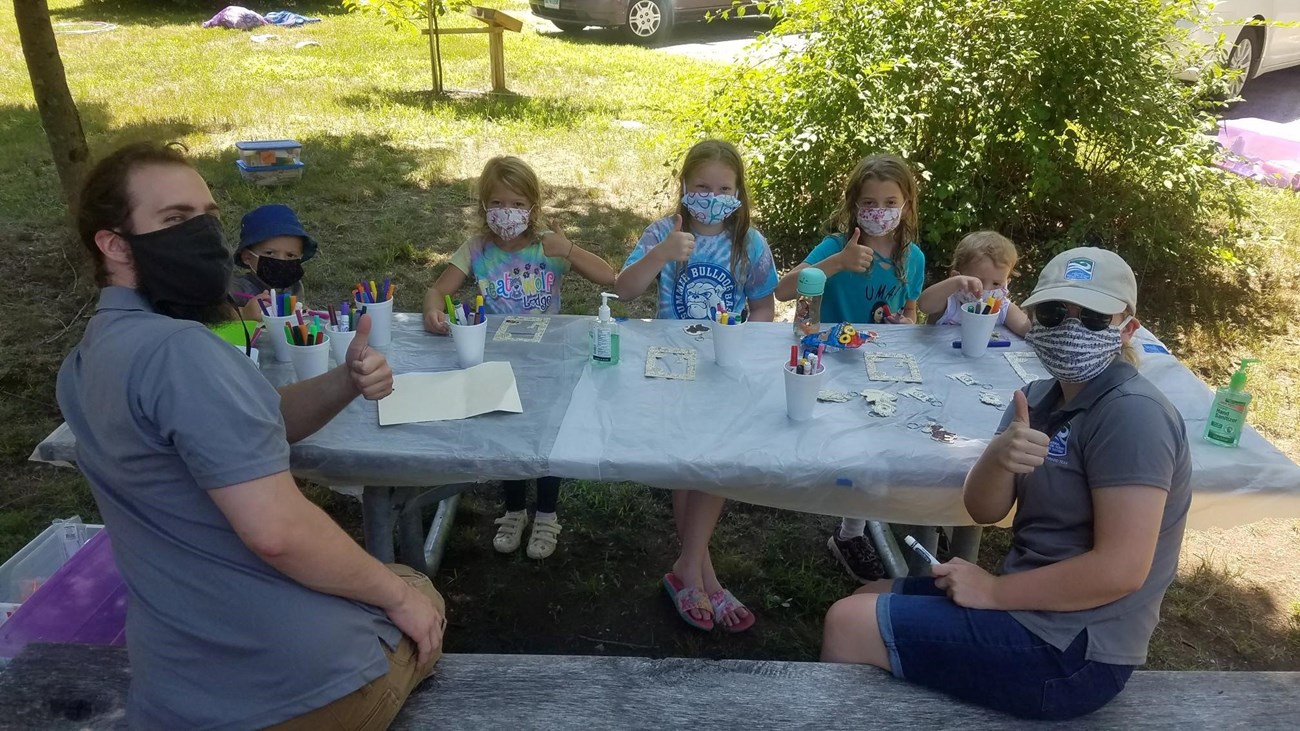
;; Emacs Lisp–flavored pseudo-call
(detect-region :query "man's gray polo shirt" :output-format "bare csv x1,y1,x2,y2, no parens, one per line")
56,287,400,730
996,360,1191,666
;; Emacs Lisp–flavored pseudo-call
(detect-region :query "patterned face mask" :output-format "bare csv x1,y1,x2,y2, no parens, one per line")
856,206,902,237
485,206,531,240
1025,317,1131,383
682,191,742,225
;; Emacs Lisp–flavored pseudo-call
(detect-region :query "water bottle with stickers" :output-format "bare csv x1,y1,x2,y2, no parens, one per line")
793,267,826,339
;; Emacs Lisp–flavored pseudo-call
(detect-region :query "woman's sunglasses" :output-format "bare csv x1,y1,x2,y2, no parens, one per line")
1033,301,1114,332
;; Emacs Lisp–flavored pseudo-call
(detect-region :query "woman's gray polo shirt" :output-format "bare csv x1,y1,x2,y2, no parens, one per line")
995,360,1191,666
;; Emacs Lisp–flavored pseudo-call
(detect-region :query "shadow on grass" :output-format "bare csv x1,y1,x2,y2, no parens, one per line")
1150,557,1300,670
435,481,848,661
337,88,617,128
52,0,351,27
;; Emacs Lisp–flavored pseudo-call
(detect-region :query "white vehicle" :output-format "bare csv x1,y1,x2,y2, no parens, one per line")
1178,1,1300,96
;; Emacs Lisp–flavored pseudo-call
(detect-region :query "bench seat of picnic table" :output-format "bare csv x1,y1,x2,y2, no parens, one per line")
0,643,1297,729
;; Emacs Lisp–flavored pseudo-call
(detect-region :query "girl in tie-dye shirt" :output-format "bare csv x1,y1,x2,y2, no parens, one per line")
421,156,615,561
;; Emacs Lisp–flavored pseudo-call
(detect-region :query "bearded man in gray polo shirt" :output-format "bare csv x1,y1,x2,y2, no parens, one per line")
56,143,446,730
821,248,1191,721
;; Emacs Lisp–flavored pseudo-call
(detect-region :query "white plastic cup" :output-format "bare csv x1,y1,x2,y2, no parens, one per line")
712,321,745,367
356,297,394,347
449,319,488,368
328,328,357,366
263,314,297,363
290,332,331,381
960,303,999,358
783,362,827,421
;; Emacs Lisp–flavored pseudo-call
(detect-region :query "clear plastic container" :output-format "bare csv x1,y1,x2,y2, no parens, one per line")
235,139,302,167
236,160,306,186
0,517,103,623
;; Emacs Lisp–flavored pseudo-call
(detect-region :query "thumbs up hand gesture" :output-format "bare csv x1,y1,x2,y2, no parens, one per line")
991,391,1050,474
345,314,394,400
657,214,696,264
835,228,873,273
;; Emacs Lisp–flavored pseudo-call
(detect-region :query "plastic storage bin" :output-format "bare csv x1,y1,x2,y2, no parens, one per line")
235,139,302,167
237,160,306,186
0,517,103,624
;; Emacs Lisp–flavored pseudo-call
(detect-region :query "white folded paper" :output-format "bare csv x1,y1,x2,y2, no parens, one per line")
378,361,523,425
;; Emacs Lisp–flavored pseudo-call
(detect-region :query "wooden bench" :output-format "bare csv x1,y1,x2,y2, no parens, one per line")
1,643,1296,728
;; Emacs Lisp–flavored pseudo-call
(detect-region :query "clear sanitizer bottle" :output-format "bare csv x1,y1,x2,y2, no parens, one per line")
592,292,619,366
1204,358,1259,447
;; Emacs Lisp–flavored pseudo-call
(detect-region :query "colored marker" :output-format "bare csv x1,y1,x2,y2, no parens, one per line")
789,345,798,369
444,295,456,322
381,277,391,302
904,535,940,567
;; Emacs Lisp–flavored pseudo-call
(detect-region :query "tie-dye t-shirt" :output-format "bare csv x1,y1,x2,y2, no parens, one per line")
449,235,572,315
622,216,778,320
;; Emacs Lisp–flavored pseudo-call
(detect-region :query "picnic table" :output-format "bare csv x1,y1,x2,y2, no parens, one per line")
32,314,1300,574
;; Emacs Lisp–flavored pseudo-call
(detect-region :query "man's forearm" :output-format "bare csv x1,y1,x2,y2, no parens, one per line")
262,498,407,609
278,365,357,443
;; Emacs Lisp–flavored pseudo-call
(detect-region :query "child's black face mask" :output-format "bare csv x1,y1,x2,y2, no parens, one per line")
253,255,305,290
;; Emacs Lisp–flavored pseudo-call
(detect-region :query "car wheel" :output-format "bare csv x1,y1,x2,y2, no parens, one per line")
552,21,586,33
625,0,671,44
1224,26,1262,98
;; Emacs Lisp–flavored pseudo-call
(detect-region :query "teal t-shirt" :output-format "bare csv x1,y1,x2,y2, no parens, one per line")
804,235,926,324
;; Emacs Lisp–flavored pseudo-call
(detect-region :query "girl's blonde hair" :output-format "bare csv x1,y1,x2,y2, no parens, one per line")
830,154,920,288
676,139,752,285
477,156,542,238
952,231,1018,275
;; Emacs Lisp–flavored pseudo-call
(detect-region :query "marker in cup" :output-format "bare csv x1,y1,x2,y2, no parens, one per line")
904,535,940,567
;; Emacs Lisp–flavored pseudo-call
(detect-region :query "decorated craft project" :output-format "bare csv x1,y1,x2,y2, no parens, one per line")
493,316,549,343
646,346,697,380
1005,351,1046,384
683,323,710,340
865,352,923,383
979,391,1007,410
817,390,854,403
947,372,992,389
801,323,878,353
860,389,898,417
907,418,957,443
900,386,943,407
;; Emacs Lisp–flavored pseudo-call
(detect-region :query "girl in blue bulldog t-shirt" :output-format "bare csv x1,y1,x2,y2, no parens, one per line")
615,139,777,635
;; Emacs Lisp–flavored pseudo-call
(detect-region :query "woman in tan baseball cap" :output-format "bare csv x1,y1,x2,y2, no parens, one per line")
821,247,1192,721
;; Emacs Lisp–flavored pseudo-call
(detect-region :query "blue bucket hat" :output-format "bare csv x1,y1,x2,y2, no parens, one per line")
237,204,319,266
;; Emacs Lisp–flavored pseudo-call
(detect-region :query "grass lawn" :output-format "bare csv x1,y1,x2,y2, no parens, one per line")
1,0,1297,667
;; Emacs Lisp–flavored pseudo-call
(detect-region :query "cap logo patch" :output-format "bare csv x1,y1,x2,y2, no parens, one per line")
1064,258,1094,281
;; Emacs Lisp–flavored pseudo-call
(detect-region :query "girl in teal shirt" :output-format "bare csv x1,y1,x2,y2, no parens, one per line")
775,153,926,582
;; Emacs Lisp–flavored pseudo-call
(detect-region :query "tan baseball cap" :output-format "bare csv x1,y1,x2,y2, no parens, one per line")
1021,247,1137,315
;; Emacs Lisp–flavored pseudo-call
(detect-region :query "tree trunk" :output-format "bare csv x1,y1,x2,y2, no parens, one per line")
14,0,91,216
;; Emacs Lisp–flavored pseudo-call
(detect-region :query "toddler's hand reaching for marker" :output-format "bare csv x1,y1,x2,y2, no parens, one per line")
423,307,450,336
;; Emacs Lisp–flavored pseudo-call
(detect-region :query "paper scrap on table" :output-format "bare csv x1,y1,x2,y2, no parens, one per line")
377,362,523,425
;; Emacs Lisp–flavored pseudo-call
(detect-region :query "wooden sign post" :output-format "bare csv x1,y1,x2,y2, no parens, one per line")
423,4,523,94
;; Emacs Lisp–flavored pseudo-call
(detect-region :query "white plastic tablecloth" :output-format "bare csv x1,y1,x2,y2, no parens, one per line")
32,315,1300,529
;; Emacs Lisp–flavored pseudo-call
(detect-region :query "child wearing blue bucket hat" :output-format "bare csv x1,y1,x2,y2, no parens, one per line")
231,204,319,320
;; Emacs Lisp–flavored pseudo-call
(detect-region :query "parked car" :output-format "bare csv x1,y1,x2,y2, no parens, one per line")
531,0,760,44
1177,1,1300,96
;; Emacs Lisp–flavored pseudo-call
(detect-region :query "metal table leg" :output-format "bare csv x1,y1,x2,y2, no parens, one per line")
362,486,396,563
868,521,909,579
422,494,461,575
949,525,983,563
396,487,429,575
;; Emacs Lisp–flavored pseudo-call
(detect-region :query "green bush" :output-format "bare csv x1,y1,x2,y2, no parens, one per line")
691,0,1249,286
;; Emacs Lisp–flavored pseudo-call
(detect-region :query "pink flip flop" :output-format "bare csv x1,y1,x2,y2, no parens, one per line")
709,589,756,633
662,573,714,631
